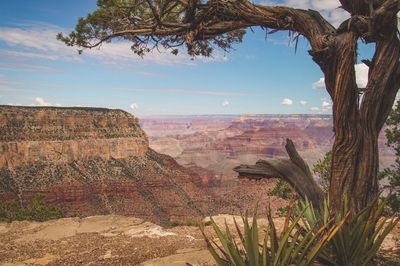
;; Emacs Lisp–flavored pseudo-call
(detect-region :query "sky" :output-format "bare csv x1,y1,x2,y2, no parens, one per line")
0,0,377,116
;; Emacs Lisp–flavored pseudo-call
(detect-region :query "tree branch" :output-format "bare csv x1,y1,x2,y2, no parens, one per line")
233,139,324,207
337,0,399,41
58,0,335,57
339,0,369,15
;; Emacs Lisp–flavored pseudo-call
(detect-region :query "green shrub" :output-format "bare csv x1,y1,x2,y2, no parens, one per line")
200,202,343,266
312,151,332,192
276,206,289,217
267,180,293,200
170,218,212,227
0,193,63,222
298,196,399,266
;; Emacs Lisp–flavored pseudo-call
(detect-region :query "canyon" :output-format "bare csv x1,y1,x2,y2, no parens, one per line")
141,114,394,186
1,107,395,226
0,106,217,225
0,106,398,265
0,106,286,226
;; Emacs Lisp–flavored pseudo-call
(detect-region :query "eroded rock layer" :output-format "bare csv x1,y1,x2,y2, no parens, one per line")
0,106,210,225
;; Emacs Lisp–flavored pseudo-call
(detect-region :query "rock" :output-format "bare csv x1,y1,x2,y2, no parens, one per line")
0,224,8,234
1,215,398,265
140,248,213,266
0,106,148,168
23,254,58,265
99,250,112,260
0,215,209,265
16,218,80,242
125,224,177,238
0,106,210,225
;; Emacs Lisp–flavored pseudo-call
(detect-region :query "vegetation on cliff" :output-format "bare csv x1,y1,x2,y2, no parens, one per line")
0,106,208,226
0,193,62,222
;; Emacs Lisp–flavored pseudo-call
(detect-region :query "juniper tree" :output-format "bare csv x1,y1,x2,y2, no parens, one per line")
59,0,400,213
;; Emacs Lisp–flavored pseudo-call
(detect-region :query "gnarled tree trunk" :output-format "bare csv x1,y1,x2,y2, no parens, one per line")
60,0,400,214
326,32,400,213
234,139,324,207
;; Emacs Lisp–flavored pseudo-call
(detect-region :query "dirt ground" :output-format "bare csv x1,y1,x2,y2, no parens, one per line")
0,215,214,265
0,215,398,266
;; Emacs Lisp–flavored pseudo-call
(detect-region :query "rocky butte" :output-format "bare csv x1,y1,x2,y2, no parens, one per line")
0,106,213,225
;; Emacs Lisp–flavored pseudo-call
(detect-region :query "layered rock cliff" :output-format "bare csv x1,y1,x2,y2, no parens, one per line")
0,106,211,225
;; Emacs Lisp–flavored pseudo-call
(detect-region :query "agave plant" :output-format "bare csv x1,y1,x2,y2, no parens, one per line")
200,201,343,266
298,195,399,266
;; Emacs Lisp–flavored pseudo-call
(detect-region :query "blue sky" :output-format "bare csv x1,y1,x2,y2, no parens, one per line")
0,0,373,116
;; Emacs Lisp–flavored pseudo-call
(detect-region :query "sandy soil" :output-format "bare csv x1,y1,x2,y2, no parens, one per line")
0,215,211,265
0,215,398,266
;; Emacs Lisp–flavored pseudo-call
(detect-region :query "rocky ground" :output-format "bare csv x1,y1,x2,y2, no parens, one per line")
0,215,211,265
1,215,399,266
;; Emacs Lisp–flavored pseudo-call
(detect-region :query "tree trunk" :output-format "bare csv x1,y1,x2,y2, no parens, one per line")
327,32,399,213
310,31,365,212
236,30,399,214
234,139,324,207
60,0,400,214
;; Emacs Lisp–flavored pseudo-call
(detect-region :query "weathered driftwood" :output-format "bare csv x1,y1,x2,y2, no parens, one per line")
233,139,324,207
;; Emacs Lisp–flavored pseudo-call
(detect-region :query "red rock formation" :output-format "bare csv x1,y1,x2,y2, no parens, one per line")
142,114,394,175
0,106,212,225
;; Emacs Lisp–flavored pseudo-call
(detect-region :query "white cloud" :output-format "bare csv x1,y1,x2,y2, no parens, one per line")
260,0,349,27
312,78,325,89
322,100,332,108
398,11,400,39
114,87,259,97
34,97,61,107
300,100,307,105
308,99,332,113
355,63,369,88
0,27,67,52
88,42,227,66
0,27,82,61
312,63,369,91
0,50,62,61
130,103,139,110
0,63,60,73
0,24,227,69
281,98,293,105
322,100,332,112
35,97,51,106
222,99,230,107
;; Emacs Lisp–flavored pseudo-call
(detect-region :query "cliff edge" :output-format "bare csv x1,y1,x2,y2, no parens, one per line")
0,106,210,225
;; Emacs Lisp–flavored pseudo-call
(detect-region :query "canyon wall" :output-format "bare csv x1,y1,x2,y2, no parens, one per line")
0,106,147,168
0,106,212,225
142,114,394,177
141,114,394,214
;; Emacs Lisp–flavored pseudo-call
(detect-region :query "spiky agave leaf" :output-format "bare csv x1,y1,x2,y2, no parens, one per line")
201,201,342,266
298,195,399,266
